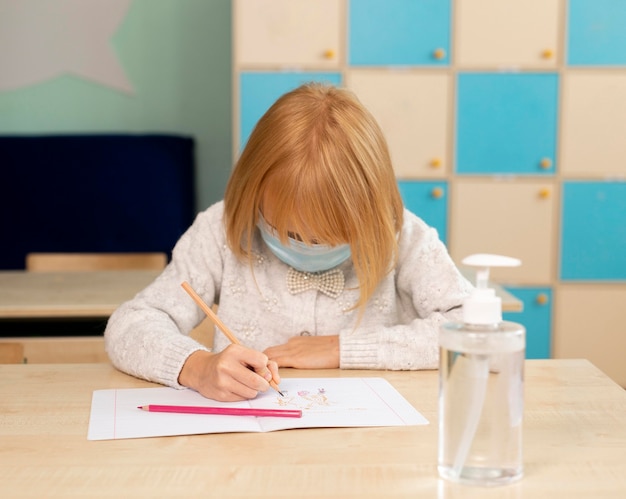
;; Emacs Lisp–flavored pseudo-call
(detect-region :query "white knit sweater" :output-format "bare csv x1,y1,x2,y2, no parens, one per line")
104,201,473,388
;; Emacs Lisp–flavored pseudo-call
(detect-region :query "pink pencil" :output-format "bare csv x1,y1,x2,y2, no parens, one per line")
138,404,302,418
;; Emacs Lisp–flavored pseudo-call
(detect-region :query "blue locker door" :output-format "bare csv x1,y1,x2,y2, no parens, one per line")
348,0,451,66
560,181,626,280
503,287,552,359
398,181,448,244
456,73,559,175
239,72,342,151
568,0,626,66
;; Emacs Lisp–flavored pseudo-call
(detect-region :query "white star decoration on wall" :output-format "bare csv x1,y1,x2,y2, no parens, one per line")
0,0,134,93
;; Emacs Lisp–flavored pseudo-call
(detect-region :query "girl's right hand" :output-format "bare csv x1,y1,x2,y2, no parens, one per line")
178,345,280,402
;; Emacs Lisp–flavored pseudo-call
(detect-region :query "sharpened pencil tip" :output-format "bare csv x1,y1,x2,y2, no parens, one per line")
269,379,283,396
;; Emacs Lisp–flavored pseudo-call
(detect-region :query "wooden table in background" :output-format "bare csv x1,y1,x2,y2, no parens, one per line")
0,270,160,319
0,270,161,363
0,268,521,318
0,267,520,364
1,359,624,497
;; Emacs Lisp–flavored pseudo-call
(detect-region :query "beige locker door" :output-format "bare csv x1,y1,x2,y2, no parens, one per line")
554,285,626,387
449,179,557,285
346,70,449,179
560,72,626,177
234,0,342,68
455,0,560,68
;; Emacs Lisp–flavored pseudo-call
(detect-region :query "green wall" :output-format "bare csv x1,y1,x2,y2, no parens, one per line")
0,0,232,211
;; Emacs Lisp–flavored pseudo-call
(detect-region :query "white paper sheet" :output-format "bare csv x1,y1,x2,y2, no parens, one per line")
87,377,428,440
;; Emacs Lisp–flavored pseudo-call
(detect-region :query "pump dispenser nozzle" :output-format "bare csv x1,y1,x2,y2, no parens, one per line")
462,254,521,325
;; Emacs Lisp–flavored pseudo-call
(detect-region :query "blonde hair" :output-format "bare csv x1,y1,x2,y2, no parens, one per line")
224,82,403,312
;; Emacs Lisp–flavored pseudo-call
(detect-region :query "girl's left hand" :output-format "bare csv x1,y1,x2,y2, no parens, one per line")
264,335,339,369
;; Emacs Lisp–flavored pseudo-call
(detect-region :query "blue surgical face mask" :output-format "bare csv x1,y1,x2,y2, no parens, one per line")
257,214,351,273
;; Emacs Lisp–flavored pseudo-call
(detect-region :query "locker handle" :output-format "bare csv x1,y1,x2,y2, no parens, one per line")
431,187,444,199
538,187,551,199
433,48,446,60
430,157,442,168
540,158,553,170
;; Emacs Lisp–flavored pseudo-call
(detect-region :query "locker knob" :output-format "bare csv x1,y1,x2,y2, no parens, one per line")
431,187,444,199
430,157,442,168
323,49,335,59
540,158,553,169
433,48,446,60
542,49,554,59
538,187,551,199
536,293,549,305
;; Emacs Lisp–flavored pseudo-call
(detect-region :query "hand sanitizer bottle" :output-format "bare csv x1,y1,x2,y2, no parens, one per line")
438,254,525,486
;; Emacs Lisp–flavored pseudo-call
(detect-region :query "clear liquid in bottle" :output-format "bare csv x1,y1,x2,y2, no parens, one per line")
438,321,525,486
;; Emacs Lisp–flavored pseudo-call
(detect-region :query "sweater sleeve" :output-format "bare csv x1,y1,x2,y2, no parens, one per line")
339,210,473,370
104,203,226,388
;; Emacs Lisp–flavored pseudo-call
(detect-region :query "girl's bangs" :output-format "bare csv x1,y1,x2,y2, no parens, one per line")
260,165,350,247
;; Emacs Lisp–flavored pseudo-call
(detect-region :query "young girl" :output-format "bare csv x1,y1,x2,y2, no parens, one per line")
104,83,472,402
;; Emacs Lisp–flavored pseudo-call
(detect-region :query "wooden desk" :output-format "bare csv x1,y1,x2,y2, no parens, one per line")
0,270,160,319
1,360,624,498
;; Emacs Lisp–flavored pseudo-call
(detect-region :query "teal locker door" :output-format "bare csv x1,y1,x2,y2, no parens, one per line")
456,73,559,175
568,0,626,66
348,0,451,66
503,287,552,359
239,72,342,150
398,181,448,244
561,181,626,280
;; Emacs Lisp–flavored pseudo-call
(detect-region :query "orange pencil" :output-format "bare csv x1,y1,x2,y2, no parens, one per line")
181,281,284,396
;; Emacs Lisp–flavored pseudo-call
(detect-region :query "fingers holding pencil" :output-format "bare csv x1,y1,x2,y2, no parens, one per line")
259,359,282,395
179,346,281,402
218,344,282,399
217,344,282,398
180,281,284,398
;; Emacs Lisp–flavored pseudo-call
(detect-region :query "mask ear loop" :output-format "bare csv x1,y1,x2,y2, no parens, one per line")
257,210,276,236
250,210,276,307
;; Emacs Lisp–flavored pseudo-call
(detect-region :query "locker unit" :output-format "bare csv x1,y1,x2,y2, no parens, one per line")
233,0,626,384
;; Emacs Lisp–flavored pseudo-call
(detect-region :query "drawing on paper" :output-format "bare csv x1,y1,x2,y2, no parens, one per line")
274,388,333,410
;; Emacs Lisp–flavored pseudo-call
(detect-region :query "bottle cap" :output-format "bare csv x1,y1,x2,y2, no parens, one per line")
462,254,521,325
